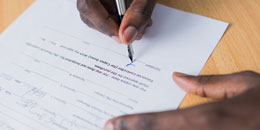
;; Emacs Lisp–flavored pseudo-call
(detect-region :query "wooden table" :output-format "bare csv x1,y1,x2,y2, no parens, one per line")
0,0,260,108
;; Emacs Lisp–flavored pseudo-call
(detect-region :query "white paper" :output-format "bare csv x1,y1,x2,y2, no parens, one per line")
0,0,228,129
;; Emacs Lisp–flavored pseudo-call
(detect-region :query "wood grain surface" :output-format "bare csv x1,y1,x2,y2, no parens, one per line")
0,0,260,108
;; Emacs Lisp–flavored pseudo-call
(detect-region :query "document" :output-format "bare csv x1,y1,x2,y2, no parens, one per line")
0,0,228,129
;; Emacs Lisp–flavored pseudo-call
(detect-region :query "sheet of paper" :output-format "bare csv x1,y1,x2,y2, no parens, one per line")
0,0,228,129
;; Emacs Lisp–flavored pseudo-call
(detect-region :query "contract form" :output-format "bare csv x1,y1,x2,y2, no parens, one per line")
0,0,228,129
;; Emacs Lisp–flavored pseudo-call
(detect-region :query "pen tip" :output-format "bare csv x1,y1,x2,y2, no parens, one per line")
129,56,133,62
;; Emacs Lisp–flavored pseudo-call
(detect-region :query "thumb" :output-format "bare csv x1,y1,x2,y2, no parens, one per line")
119,0,156,44
173,71,260,99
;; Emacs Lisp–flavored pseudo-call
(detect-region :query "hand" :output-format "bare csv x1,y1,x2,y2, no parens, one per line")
77,0,156,44
105,71,260,130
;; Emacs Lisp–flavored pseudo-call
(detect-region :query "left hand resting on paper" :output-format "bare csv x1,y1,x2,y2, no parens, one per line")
105,71,260,130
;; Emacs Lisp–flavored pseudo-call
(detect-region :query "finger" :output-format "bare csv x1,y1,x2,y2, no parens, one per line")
147,18,153,26
119,0,156,44
100,0,118,14
77,0,119,37
173,71,260,99
135,28,146,40
105,111,186,130
100,0,121,24
80,13,96,29
79,14,121,42
135,19,152,40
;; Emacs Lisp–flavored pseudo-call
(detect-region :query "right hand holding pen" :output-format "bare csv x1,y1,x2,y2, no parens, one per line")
77,0,156,44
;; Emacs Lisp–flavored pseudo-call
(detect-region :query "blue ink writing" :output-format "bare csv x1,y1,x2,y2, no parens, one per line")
126,59,136,67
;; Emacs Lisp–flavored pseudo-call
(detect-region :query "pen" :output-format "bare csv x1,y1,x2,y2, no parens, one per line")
115,0,134,62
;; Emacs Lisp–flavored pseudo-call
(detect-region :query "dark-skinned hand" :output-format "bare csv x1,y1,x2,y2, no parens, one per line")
105,71,260,130
77,0,156,44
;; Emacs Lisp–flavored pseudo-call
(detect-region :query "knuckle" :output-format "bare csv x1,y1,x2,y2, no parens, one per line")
197,75,213,85
239,71,259,76
195,75,215,97
85,21,95,28
97,17,117,37
76,0,83,11
235,71,260,87
131,9,150,20
80,14,95,28
77,0,95,15
130,0,155,19
96,15,110,30
132,0,147,10
135,114,155,130
77,0,87,12
114,114,155,130
114,116,128,130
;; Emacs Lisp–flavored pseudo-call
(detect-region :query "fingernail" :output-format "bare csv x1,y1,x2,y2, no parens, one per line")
105,122,114,130
123,26,138,43
112,36,122,43
174,72,188,77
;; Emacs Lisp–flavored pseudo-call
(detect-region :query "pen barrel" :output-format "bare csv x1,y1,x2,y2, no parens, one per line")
115,0,126,16
115,0,134,61
118,15,124,24
127,44,134,56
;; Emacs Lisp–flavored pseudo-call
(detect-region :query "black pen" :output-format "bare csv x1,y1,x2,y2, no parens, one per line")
115,0,134,62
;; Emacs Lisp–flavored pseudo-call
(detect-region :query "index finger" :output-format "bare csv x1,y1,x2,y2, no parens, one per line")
119,0,156,44
105,111,185,130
